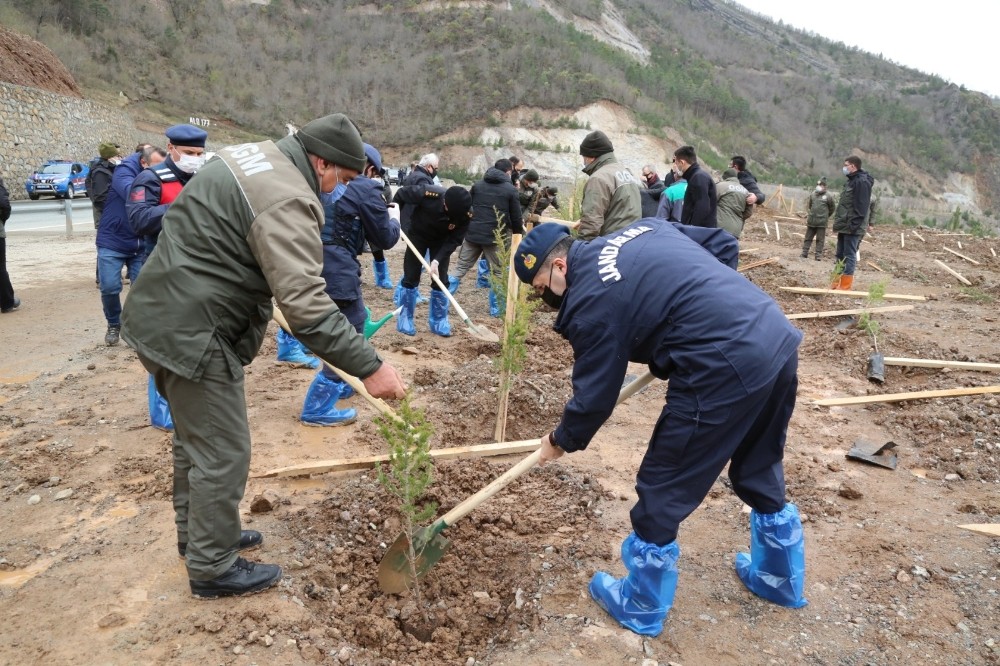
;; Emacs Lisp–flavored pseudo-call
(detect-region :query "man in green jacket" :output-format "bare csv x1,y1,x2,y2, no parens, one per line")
122,113,407,599
801,178,836,260
715,168,752,239
577,130,642,239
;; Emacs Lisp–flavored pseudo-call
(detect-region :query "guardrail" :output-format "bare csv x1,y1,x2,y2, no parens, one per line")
9,199,93,236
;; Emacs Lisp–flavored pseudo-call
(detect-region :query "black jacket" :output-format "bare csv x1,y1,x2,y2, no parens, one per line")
680,163,718,228
86,159,115,213
396,165,435,231
0,176,10,225
737,169,765,204
639,180,665,218
465,168,524,244
394,185,472,264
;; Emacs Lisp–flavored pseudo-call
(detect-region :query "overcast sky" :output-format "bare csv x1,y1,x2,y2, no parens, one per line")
734,1,999,99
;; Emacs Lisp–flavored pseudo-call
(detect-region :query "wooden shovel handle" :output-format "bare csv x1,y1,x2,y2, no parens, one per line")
437,369,655,529
398,229,474,322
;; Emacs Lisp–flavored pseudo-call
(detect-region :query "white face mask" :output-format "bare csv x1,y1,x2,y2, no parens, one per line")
842,166,850,176
175,153,206,174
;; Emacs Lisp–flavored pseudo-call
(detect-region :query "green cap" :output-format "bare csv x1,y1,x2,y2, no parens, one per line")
297,113,366,172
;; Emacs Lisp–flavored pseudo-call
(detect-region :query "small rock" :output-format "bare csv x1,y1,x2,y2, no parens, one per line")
500,513,513,527
263,635,274,647
250,489,279,513
401,346,420,355
87,363,96,370
46,476,61,486
643,639,654,656
896,570,912,583
956,621,970,633
339,647,354,662
837,482,863,500
97,612,127,628
912,565,930,578
340,511,352,522
826,462,841,472
473,591,490,600
203,616,224,633
642,660,658,666
944,473,961,482
232,645,244,655
465,658,475,666
28,495,41,505
54,489,74,501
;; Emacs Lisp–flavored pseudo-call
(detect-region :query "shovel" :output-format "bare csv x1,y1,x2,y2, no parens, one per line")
377,370,656,593
397,229,500,343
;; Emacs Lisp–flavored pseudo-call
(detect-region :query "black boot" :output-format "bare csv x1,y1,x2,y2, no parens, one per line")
189,557,282,599
178,529,263,558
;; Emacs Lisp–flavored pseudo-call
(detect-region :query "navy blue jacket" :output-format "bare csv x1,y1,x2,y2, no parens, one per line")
126,157,193,253
550,219,802,453
465,167,524,245
394,184,471,264
95,153,144,256
680,163,718,228
320,177,400,301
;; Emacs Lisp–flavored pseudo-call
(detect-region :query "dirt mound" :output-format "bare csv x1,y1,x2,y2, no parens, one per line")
0,24,81,96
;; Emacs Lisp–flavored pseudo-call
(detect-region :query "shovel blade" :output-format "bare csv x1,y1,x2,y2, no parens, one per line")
377,528,451,594
465,321,500,343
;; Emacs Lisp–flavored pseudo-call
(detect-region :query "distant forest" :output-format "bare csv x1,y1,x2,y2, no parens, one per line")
3,0,999,212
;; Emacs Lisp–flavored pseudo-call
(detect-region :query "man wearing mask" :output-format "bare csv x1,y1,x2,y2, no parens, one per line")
513,221,807,636
639,165,665,218
831,156,874,290
122,113,407,599
673,146,717,228
801,178,835,260
97,144,166,347
127,124,208,258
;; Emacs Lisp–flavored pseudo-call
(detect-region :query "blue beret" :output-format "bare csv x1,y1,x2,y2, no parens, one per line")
363,143,383,173
165,124,208,147
514,223,571,284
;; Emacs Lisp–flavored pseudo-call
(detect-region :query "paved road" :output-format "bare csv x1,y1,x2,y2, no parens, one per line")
6,199,96,234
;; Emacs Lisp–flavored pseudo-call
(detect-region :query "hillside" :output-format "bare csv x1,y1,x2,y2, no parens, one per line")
2,0,998,230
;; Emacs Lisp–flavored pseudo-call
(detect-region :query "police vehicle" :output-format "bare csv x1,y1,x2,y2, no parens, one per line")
25,160,89,200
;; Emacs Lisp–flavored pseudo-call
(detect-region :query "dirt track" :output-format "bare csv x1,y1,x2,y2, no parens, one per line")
1,211,999,665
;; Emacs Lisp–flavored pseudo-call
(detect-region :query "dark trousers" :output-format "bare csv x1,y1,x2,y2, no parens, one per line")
0,237,15,310
631,354,798,545
835,232,863,276
401,232,449,292
139,346,251,581
801,226,826,258
319,298,365,381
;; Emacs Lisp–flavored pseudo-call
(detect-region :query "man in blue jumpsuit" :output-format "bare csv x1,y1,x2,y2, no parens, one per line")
392,184,472,337
514,220,808,636
300,143,401,426
127,124,207,258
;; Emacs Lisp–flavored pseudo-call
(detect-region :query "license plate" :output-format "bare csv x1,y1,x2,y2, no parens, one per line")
35,184,51,189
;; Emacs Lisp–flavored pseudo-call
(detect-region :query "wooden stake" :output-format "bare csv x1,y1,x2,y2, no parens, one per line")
900,233,905,248
254,440,543,478
866,261,885,272
883,357,1000,372
495,234,522,442
763,221,770,236
778,287,925,301
739,248,760,254
775,216,800,221
813,385,1000,406
958,524,1000,537
911,230,925,242
786,304,914,320
991,247,996,257
957,240,963,249
934,259,972,286
943,246,981,265
738,257,780,272
775,221,781,241
792,232,804,238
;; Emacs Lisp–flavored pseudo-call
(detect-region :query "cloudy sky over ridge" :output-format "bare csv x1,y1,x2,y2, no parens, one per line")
734,1,998,98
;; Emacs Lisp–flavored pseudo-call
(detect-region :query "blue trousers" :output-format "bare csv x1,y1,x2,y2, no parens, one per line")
834,232,863,276
319,297,365,381
98,246,145,326
631,354,798,545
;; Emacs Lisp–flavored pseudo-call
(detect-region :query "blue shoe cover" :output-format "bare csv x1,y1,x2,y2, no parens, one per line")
276,329,320,369
735,503,808,608
589,533,678,637
393,280,404,307
476,257,490,288
488,289,501,318
396,287,418,336
415,288,428,305
447,275,460,295
300,373,357,427
334,378,355,399
373,259,393,289
428,290,451,337
147,375,174,432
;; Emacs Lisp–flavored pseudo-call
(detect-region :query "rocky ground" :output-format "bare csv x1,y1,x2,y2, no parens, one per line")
1,208,999,665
